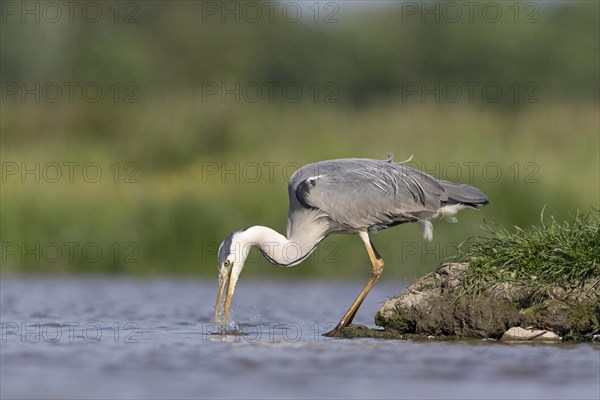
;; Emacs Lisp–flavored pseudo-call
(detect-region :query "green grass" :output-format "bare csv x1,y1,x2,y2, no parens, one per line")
457,209,600,298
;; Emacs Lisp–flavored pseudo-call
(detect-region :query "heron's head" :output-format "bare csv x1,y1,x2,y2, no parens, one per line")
214,230,250,329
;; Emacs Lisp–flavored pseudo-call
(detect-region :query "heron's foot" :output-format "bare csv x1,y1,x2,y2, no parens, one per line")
322,323,368,337
322,327,344,337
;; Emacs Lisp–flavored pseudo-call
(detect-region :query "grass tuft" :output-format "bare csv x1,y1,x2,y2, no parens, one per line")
456,209,600,299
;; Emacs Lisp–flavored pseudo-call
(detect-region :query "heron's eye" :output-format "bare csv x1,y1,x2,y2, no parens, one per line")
223,260,231,267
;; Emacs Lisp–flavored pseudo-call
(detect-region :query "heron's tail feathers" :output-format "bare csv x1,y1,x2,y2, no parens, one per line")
419,182,487,242
419,220,434,242
420,204,465,241
435,204,467,223
439,180,489,208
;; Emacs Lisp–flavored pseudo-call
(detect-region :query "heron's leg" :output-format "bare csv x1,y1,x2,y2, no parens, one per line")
323,231,384,337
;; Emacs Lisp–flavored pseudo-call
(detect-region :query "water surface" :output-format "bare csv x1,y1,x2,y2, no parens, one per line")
1,278,598,399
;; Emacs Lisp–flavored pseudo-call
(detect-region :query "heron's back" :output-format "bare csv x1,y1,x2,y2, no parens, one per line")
287,158,488,234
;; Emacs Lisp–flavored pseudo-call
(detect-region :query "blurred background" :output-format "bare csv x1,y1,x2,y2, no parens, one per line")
1,1,598,279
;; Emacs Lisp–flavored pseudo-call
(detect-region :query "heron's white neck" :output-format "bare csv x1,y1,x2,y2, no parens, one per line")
236,225,324,267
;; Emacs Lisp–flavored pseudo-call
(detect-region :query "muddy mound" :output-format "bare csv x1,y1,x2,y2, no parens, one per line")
375,263,600,341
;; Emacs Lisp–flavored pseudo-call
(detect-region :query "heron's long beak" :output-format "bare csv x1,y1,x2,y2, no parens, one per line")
221,271,236,330
214,267,232,328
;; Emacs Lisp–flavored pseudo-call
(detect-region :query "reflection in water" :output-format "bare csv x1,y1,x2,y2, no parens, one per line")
1,278,599,399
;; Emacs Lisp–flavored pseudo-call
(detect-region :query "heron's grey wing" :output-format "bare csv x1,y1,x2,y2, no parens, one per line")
290,159,446,231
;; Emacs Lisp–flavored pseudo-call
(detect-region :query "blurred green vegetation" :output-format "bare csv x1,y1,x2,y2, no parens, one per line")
1,2,598,278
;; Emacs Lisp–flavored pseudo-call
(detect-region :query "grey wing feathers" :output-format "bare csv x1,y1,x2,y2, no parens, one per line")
289,158,450,231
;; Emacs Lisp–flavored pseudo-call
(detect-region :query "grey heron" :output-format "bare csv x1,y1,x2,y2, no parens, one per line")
215,155,488,337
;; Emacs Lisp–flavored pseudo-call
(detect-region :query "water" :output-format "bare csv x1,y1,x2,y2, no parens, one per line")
1,277,598,399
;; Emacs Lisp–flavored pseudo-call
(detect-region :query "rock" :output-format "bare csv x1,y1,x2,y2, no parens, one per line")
374,263,600,341
501,327,561,341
